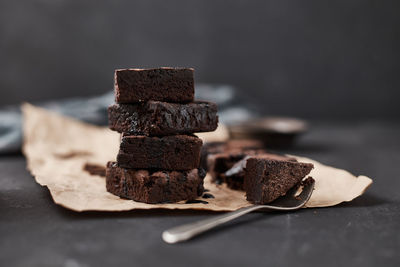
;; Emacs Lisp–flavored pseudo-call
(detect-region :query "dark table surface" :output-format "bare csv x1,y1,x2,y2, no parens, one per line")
1,120,399,267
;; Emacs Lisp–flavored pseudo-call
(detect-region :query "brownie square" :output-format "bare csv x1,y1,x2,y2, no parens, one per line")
244,155,314,204
106,162,205,204
114,68,194,103
108,101,218,136
117,135,202,170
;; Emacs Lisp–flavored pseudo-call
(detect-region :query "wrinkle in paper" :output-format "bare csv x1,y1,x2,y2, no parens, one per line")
22,104,372,212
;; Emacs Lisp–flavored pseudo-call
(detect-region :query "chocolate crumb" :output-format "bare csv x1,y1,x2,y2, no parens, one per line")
83,163,106,177
301,176,315,187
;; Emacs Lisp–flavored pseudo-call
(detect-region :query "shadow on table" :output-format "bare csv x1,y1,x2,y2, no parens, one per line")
170,212,281,243
51,191,388,221
55,205,225,219
51,190,284,222
336,192,388,208
45,189,391,242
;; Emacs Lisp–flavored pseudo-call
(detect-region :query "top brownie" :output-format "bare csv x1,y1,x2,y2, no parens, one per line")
114,68,194,103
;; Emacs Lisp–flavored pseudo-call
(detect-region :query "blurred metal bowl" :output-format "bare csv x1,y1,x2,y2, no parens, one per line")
228,117,308,148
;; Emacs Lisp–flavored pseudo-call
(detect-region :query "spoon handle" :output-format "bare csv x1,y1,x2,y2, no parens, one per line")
162,205,262,244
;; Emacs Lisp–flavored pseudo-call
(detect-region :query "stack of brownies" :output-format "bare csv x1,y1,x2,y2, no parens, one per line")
105,68,218,204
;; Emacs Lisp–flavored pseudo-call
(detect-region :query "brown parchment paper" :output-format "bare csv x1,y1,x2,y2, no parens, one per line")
22,103,372,212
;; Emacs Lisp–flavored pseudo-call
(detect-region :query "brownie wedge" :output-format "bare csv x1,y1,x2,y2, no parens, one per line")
114,68,194,103
222,153,296,190
244,155,313,204
106,162,205,204
117,135,202,170
108,101,218,136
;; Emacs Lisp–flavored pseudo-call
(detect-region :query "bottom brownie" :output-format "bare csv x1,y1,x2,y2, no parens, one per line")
106,162,205,204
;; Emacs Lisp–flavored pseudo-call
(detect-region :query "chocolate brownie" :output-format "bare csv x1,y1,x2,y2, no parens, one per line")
199,139,265,171
222,154,297,190
117,135,202,170
244,154,314,204
106,162,205,204
207,149,267,185
207,151,248,184
221,155,251,190
108,101,218,136
114,68,194,103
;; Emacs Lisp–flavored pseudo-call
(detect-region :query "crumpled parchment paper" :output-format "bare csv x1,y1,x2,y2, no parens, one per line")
22,103,372,212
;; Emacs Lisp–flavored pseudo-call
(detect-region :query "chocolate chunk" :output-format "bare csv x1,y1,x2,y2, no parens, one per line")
106,162,204,204
114,68,194,103
117,135,202,170
108,101,218,136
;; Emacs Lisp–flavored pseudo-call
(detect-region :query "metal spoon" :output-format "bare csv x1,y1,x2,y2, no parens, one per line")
162,179,315,244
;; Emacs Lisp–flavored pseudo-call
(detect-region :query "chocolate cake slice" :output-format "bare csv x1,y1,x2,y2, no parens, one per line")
117,135,202,170
108,101,218,136
244,155,314,204
114,68,194,103
106,162,205,204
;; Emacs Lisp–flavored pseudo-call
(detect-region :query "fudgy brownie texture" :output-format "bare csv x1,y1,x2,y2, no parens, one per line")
244,155,314,204
221,156,251,190
114,68,194,103
108,101,218,136
208,151,248,184
200,140,265,171
106,162,205,204
117,135,202,170
222,154,297,190
207,149,267,186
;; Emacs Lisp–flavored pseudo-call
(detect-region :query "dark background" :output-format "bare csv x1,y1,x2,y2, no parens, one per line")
1,1,400,267
1,0,399,119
